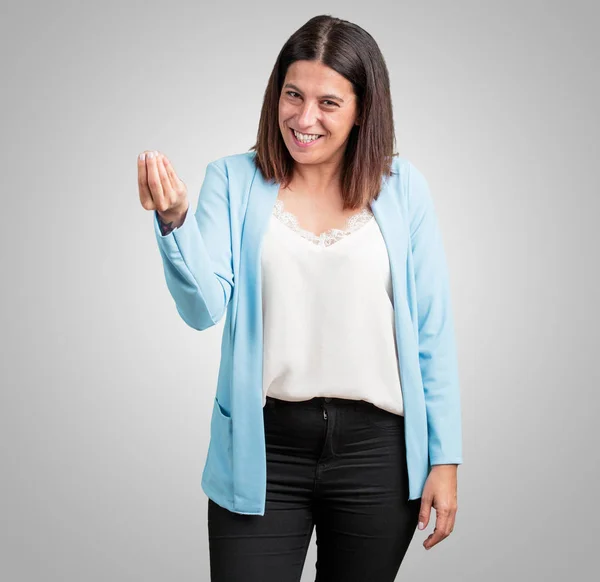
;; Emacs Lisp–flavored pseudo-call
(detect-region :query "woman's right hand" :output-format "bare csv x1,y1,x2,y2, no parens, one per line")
138,150,189,229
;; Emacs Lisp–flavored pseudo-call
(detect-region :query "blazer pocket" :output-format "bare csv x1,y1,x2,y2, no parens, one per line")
214,394,232,421
204,396,233,488
212,395,232,450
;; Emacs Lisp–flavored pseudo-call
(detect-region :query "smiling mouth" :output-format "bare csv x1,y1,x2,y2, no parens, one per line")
289,127,324,143
290,128,323,136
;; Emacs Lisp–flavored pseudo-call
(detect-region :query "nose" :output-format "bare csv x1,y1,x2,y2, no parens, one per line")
296,101,319,130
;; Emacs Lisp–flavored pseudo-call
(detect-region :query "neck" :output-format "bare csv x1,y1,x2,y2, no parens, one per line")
289,161,343,200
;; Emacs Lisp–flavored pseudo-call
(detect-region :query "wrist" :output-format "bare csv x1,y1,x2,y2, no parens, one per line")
157,204,188,234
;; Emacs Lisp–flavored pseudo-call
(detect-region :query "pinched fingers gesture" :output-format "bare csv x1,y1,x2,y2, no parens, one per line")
137,150,188,216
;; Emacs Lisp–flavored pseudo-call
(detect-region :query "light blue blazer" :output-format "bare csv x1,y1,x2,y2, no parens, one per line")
153,150,463,515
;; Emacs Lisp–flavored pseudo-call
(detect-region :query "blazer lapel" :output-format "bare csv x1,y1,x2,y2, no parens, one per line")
228,166,279,510
370,169,408,300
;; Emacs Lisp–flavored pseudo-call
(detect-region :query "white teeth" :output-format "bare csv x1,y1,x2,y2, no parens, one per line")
293,129,321,143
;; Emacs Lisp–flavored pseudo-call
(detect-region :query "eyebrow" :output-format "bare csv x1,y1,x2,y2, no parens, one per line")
283,83,345,103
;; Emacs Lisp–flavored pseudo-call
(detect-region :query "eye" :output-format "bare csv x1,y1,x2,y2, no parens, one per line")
285,91,338,107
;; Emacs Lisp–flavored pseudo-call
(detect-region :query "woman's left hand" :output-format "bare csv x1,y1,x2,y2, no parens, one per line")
417,464,459,550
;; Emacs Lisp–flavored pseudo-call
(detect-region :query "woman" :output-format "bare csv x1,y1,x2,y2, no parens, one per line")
138,14,462,582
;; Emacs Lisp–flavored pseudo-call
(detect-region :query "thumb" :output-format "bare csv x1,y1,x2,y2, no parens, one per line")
418,496,432,530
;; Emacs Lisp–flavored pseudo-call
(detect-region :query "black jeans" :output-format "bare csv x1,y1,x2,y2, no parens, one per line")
208,395,421,582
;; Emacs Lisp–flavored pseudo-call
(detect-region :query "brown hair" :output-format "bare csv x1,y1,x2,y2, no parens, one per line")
249,14,399,210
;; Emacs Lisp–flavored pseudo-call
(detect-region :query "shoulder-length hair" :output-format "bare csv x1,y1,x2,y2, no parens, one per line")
249,14,399,210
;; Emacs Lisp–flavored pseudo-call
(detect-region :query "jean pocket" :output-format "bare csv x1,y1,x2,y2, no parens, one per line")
360,402,404,432
262,398,282,431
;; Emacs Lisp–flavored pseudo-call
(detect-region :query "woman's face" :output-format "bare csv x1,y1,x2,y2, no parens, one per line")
278,60,359,167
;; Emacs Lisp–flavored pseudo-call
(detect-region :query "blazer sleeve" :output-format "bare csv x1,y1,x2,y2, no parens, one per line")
153,160,234,331
407,162,463,466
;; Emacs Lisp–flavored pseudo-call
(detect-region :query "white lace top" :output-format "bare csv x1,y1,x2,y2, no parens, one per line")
260,197,405,417
271,198,374,248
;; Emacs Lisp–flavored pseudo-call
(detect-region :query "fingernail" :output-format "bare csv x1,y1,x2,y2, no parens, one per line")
147,151,154,159
139,152,145,161
418,522,424,530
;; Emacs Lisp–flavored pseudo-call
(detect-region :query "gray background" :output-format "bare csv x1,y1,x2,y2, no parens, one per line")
1,0,598,580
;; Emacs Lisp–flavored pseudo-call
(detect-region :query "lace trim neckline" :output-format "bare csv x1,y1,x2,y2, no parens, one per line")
272,198,375,248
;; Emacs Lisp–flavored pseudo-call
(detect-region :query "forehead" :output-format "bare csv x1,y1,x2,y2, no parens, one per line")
284,60,354,94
